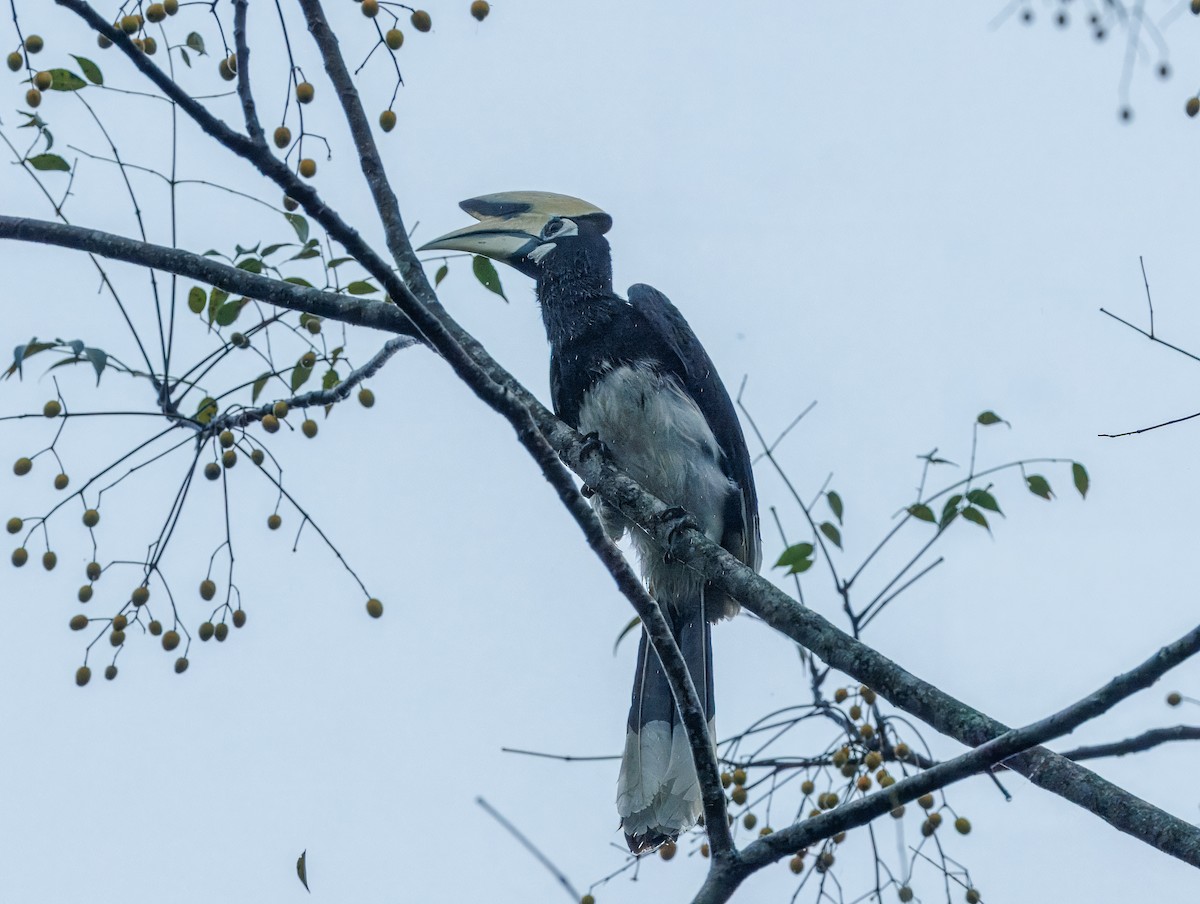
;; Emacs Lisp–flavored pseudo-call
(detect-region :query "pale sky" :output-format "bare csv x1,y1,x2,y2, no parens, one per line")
2,3,1199,903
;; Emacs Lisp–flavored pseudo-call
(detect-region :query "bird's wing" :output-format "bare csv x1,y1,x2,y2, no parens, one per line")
626,283,761,570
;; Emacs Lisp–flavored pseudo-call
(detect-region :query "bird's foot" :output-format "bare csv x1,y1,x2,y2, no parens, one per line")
580,484,596,498
579,430,610,460
658,506,699,563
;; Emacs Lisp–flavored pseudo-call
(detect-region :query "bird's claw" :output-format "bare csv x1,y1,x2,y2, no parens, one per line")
579,431,609,460
581,484,596,498
658,506,699,562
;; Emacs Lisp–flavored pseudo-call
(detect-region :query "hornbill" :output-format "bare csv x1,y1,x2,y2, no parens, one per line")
421,192,760,853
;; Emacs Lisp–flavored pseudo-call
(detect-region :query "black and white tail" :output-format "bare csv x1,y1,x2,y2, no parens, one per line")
616,602,715,853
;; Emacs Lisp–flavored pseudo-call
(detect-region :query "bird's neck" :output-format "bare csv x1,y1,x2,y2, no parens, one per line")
536,237,616,345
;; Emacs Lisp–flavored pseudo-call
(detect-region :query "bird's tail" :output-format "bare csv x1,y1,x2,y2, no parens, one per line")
616,600,714,853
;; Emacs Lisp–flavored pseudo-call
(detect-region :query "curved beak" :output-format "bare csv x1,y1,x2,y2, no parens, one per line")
417,211,549,265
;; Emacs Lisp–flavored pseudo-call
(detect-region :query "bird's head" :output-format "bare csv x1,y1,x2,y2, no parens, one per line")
419,191,612,280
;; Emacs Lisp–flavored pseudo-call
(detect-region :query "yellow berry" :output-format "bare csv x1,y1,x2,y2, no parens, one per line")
859,723,874,740
358,388,375,408
218,57,235,80
219,429,235,448
818,851,834,869
86,561,101,580
25,34,44,53
121,15,139,33
362,0,379,16
789,856,804,874
1167,691,1183,706
832,831,845,844
833,687,848,703
366,597,383,618
305,318,321,334
13,457,32,476
6,52,21,71
283,195,299,211
25,87,41,107
267,513,282,530
104,664,118,680
699,843,709,858
411,9,432,31
891,805,905,818
34,71,53,91
899,887,914,902
174,656,189,674
54,473,69,490
262,414,280,433
296,81,314,103
379,109,396,132
204,461,221,480
385,28,404,49
11,547,28,567
470,1,490,21
927,812,942,829
840,762,857,778
215,622,229,641
222,449,237,468
199,579,216,600
742,812,757,830
1188,97,1200,118
917,793,934,810
69,614,88,631
199,621,215,641
142,36,157,55
300,351,316,368
110,629,125,647
855,775,872,792
113,614,127,631
301,419,318,438
232,609,246,628
251,449,265,466
800,779,814,795
860,686,877,705
5,517,21,534
955,816,971,835
78,585,93,603
299,158,317,179
273,125,291,148
758,827,772,837
75,665,91,686
864,751,882,770
164,0,179,14
732,768,747,786
894,743,910,759
42,551,56,570
581,897,595,904
730,786,747,806
131,586,150,606
162,629,180,651
147,3,166,22
148,619,162,636
965,890,980,904
1193,0,1200,13
848,704,862,720
273,400,290,418
97,32,112,49
82,508,100,528
658,839,676,861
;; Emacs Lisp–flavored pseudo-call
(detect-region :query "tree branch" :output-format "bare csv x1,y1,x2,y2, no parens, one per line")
1059,725,1200,762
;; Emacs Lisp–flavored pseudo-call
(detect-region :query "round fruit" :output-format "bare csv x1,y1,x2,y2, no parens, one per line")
215,622,229,641
42,550,57,570
283,195,299,211
720,771,731,788
121,15,139,33
899,888,913,903
917,793,934,810
296,81,314,103
219,429,235,448
82,508,100,528
231,331,249,348
800,779,814,795
218,57,235,80
97,33,112,49
581,897,594,904
273,401,289,418
1168,691,1183,706
658,839,676,861
411,10,432,31
6,52,21,71
69,614,88,631
199,621,215,641
965,890,980,904
298,158,317,178
148,619,162,636
75,665,91,687
848,704,862,720
732,768,747,786
301,419,318,438
13,457,32,476
894,742,910,759
362,0,379,16
358,388,375,408
109,629,125,647
142,36,157,55
470,1,490,21
305,318,321,334
164,0,179,14
5,517,21,534
54,473,69,490
25,88,41,108
891,805,905,818
251,449,265,466
366,597,383,618
300,351,316,368
267,513,282,530
856,775,872,792
104,664,118,680
864,751,882,770
385,28,404,49
204,461,221,480
262,414,280,433
742,812,757,830
955,817,971,835
1187,97,1200,118
24,35,43,53
273,125,291,148
113,614,127,631
162,629,180,651
147,2,166,22
380,110,396,132
730,786,746,805
86,561,101,580
34,70,53,91
174,656,189,674
232,609,246,628
78,585,93,603
131,586,150,606
200,580,216,600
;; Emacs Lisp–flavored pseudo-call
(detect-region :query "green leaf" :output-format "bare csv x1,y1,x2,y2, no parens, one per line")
472,255,507,301
283,212,309,244
283,276,314,288
965,488,1002,514
961,506,989,531
327,257,355,268
345,280,378,295
775,542,815,575
251,372,271,403
1026,474,1053,500
208,287,229,324
434,263,449,287
83,347,107,384
195,397,218,426
290,361,313,392
290,247,320,261
826,490,844,524
70,55,103,85
819,521,842,549
296,850,308,893
179,47,190,68
236,257,263,274
321,368,340,391
330,346,344,364
214,298,246,326
613,615,642,655
47,69,87,91
907,503,935,523
185,32,206,55
1072,462,1089,499
940,494,963,527
67,339,85,355
260,243,292,258
26,153,69,172
977,410,1007,426
187,286,206,314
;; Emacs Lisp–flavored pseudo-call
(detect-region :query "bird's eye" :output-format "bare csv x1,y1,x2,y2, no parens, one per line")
543,219,564,238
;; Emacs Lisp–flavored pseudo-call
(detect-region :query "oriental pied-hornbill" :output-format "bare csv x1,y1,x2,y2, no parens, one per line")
421,191,760,853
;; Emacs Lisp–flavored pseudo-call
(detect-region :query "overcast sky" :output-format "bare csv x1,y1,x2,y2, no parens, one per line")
2,3,1200,903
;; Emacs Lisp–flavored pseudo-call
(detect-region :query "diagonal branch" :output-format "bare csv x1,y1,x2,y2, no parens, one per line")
1059,725,1200,762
